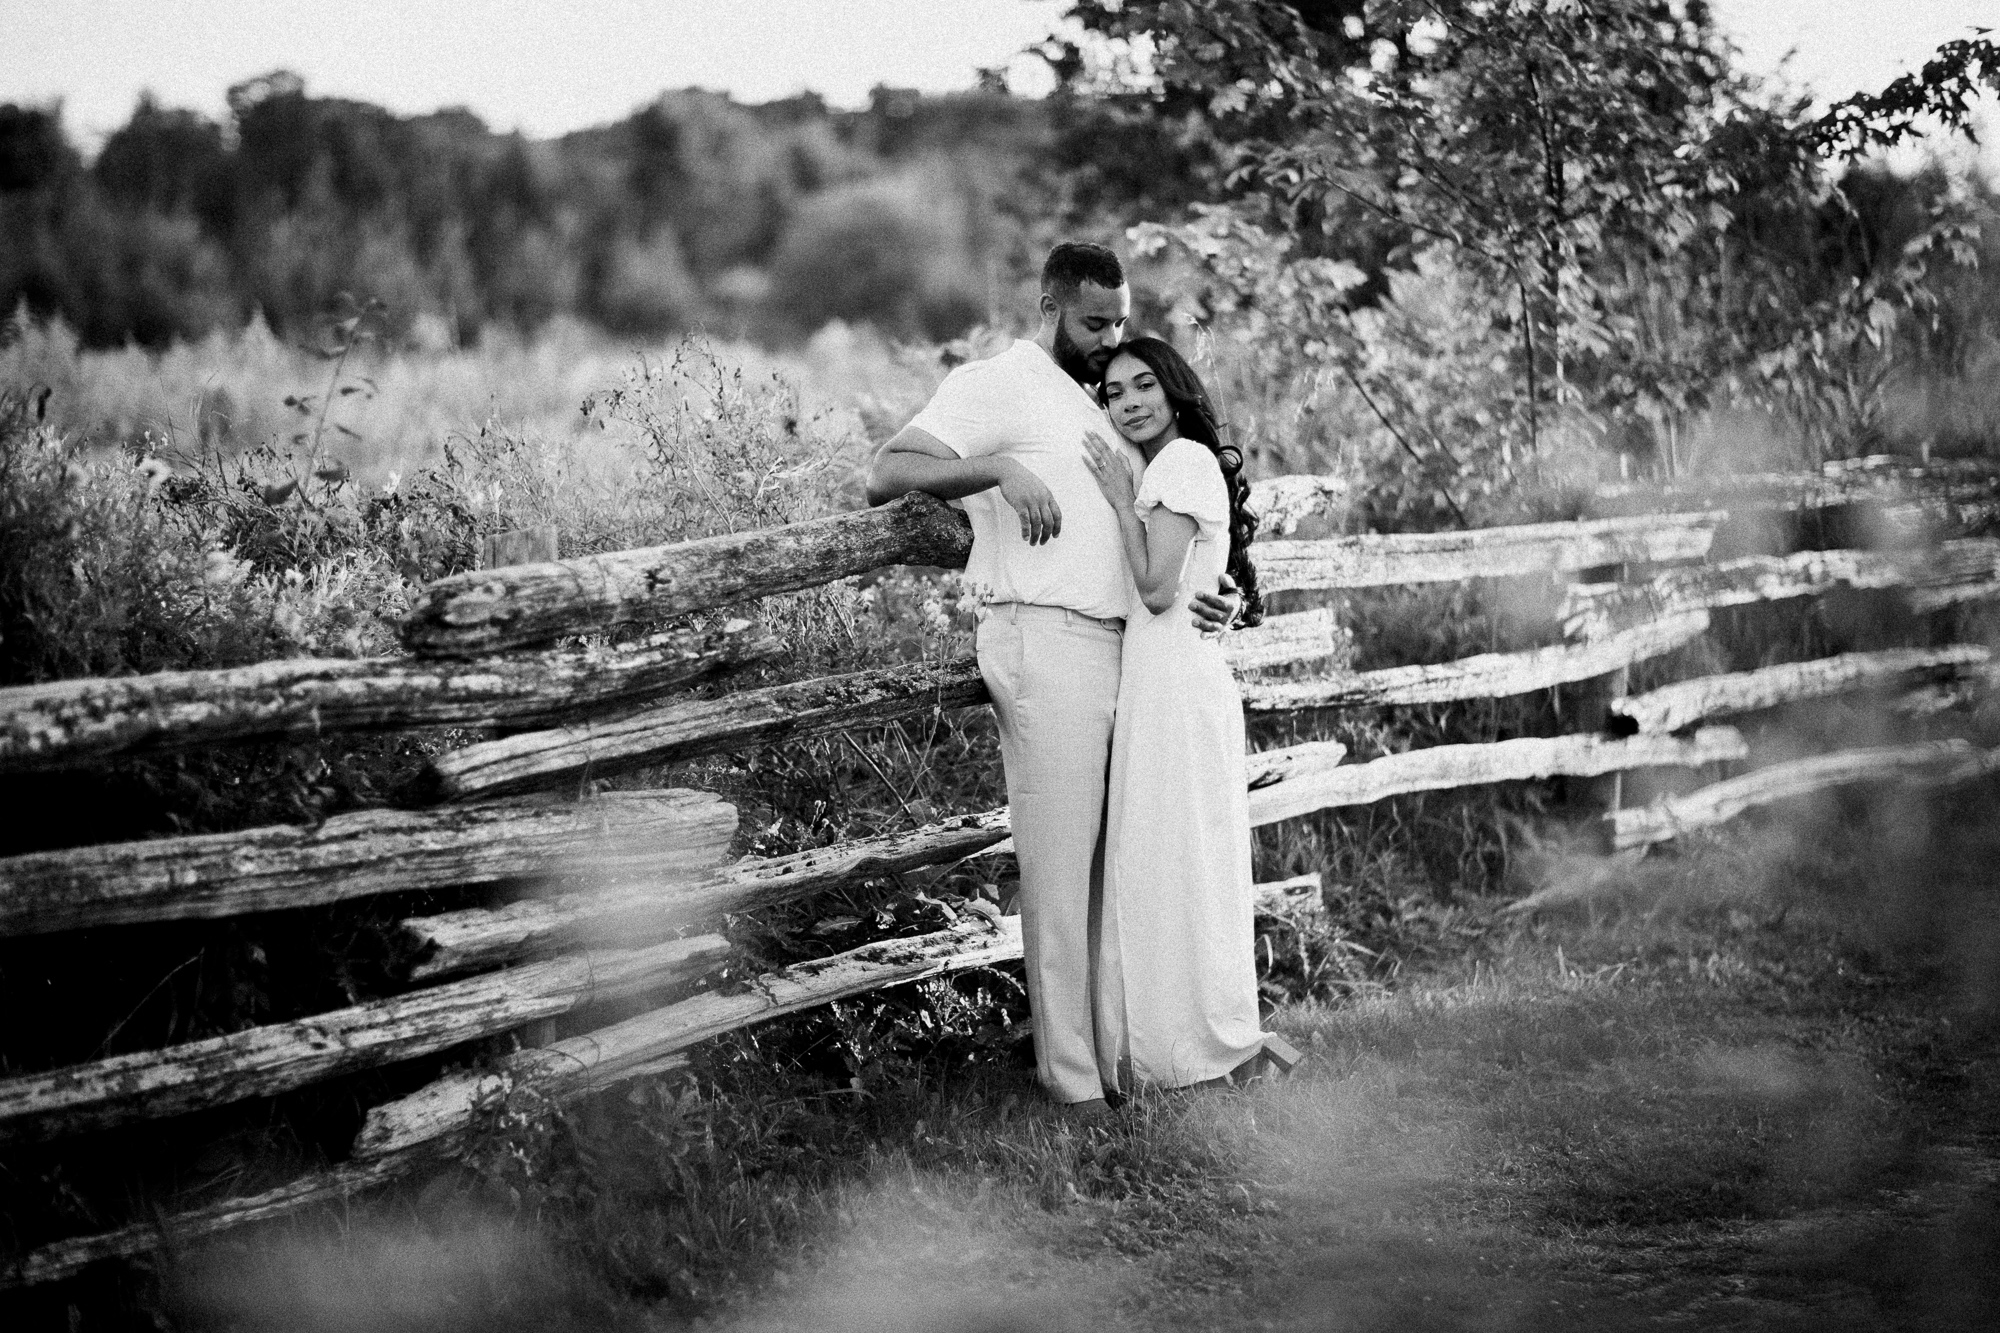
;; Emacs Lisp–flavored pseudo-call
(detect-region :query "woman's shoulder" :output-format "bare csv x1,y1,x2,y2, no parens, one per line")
1147,437,1222,491
1140,438,1229,527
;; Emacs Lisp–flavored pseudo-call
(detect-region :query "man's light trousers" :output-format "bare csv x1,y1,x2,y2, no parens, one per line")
976,602,1122,1105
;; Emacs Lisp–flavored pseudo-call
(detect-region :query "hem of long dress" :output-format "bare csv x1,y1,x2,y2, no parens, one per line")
1120,1038,1272,1094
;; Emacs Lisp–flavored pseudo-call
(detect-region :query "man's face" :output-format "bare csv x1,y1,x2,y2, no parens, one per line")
1048,281,1130,386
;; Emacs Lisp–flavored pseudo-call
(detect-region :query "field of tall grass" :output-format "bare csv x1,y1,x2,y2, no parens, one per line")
0,307,959,485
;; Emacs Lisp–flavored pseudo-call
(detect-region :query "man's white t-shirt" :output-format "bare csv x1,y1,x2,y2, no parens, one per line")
907,338,1141,621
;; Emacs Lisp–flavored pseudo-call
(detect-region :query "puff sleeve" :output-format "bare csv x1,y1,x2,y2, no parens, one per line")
1135,439,1229,538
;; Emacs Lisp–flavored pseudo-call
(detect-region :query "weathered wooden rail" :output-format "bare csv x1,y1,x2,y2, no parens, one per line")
1562,538,2000,639
1611,646,1992,734
399,492,976,656
1239,612,1710,712
428,658,991,800
1590,455,2000,520
0,935,729,1142
4,454,1996,1289
1607,739,1997,849
0,622,779,773
0,789,736,936
1253,510,1724,589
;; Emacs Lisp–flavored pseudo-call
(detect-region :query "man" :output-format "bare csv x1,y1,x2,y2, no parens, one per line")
865,241,1237,1114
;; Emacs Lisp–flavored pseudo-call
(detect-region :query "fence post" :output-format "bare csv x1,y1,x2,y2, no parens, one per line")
1569,561,1629,833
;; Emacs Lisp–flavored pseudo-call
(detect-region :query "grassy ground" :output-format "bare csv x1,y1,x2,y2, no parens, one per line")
135,779,2000,1333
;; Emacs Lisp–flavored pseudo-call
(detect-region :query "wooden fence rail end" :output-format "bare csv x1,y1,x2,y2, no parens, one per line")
1246,741,1349,792
1607,740,1987,850
0,622,779,775
0,789,736,938
0,1148,436,1290
1612,645,1993,734
0,935,728,1142
1252,872,1326,914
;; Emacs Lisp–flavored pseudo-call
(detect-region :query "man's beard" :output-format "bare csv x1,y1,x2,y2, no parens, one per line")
1052,320,1109,386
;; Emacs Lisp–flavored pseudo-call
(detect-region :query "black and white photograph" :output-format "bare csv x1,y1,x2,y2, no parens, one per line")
3,1,1998,1327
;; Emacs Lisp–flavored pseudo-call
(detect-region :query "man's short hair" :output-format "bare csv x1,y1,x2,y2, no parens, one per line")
1040,241,1125,305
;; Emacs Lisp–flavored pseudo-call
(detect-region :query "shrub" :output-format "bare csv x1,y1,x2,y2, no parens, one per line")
764,169,986,342
591,229,705,335
0,417,265,683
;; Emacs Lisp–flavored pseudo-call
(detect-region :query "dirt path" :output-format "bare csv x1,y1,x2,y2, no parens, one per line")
714,898,2000,1333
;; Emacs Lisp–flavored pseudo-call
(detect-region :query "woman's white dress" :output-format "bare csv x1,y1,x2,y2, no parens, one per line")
1094,436,1268,1092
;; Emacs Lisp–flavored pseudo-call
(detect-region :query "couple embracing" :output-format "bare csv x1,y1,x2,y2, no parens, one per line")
866,241,1277,1116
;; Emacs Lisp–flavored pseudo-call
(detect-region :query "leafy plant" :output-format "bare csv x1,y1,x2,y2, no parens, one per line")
1075,1,1999,479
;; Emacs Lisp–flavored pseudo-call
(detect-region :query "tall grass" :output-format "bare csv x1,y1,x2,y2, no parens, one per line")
0,308,951,486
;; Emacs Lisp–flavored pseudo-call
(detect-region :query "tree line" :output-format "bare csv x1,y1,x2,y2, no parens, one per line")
0,69,1215,349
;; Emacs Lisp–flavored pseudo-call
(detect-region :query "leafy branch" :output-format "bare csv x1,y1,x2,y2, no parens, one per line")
1810,33,2000,159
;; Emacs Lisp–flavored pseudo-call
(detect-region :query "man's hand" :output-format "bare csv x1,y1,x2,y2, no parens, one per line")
866,427,1060,543
996,458,1062,545
1190,571,1241,635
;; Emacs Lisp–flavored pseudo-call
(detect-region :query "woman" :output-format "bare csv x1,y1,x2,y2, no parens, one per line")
1080,336,1271,1094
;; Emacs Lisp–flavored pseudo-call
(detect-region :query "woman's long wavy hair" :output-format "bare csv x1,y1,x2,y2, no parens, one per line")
1098,337,1264,626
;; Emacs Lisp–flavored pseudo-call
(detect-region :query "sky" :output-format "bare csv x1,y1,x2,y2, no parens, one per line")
2,0,1994,170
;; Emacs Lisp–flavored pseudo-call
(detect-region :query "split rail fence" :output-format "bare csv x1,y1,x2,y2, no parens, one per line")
3,456,1998,1286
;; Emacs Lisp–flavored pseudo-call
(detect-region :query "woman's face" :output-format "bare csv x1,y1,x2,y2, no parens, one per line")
1101,352,1176,447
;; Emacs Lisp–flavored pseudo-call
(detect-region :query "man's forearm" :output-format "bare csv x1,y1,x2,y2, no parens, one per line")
865,448,1010,506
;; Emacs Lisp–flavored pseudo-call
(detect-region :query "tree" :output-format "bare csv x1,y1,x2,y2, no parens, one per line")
0,104,77,195
1068,1,2000,483
95,95,231,227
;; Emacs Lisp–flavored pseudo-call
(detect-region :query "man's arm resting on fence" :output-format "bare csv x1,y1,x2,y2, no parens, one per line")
865,426,1062,545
